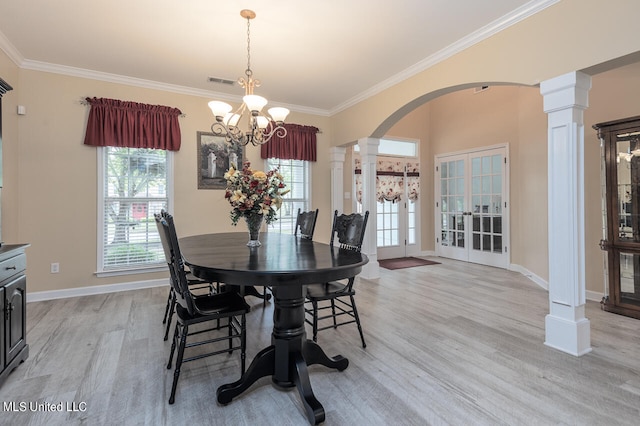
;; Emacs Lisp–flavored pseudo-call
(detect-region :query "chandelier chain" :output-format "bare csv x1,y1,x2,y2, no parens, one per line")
245,16,252,77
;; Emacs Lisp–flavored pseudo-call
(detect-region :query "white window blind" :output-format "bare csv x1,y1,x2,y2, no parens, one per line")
98,147,171,273
265,158,310,234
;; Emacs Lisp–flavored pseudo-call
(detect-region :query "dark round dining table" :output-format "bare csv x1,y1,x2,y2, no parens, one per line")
179,232,369,425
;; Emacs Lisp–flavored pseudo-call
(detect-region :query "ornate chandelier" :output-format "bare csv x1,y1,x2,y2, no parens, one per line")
208,9,289,146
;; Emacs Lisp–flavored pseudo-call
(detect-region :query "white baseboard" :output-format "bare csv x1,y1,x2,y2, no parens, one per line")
509,263,604,303
26,262,605,304
509,263,549,291
586,290,605,303
27,278,169,303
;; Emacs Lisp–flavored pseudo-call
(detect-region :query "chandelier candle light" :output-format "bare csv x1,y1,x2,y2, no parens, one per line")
208,9,290,146
224,161,289,247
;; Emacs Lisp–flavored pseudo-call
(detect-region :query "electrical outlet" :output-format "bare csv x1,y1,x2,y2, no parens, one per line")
51,262,60,273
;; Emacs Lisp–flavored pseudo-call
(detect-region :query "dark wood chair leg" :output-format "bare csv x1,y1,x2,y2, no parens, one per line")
331,299,337,328
162,287,173,324
169,324,188,404
228,317,233,353
167,322,179,369
350,295,366,348
240,314,246,374
312,301,319,342
163,293,176,341
263,286,270,307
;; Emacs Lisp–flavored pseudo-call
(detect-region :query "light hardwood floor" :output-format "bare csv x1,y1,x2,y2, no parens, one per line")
1,258,639,425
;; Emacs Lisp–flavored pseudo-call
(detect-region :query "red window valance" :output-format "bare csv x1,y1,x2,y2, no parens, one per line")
83,97,183,151
260,123,319,161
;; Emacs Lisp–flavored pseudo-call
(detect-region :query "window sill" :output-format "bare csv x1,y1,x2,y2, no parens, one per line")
95,265,167,278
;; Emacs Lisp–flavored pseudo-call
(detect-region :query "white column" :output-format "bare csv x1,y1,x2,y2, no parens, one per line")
358,138,380,279
329,147,346,216
540,71,592,356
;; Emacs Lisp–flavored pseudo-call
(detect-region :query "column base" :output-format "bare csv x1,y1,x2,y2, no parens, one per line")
544,314,592,356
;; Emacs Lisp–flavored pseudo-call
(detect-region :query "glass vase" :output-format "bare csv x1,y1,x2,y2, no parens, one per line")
245,214,264,247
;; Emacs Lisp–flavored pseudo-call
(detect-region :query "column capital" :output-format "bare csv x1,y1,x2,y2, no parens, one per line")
329,146,346,163
357,138,380,157
540,71,592,113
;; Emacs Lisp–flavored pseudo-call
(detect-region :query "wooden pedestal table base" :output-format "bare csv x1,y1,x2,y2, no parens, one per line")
216,286,348,425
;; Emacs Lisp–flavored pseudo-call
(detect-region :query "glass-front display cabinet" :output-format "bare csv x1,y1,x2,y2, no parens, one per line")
594,115,640,319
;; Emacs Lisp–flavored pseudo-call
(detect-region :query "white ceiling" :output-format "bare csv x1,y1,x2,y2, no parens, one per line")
0,1,556,114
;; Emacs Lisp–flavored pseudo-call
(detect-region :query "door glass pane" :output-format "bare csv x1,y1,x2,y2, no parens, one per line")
492,154,502,173
472,158,481,175
408,201,416,245
482,156,491,174
377,200,399,247
470,152,503,254
456,177,464,195
472,177,481,194
493,236,502,253
492,175,502,193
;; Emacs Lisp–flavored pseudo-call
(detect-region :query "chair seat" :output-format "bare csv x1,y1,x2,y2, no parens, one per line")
192,291,250,317
306,282,355,300
186,271,211,286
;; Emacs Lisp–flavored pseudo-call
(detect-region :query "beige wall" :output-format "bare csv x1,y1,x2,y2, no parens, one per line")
331,0,640,145
2,0,640,296
376,61,640,295
1,64,332,293
0,50,20,246
384,86,549,280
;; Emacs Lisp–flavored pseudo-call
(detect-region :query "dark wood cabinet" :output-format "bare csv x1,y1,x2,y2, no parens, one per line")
594,116,640,319
0,244,29,386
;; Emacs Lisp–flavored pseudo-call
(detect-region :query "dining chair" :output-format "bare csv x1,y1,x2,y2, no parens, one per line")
156,210,218,341
304,210,369,348
263,208,319,306
294,208,319,240
159,213,250,404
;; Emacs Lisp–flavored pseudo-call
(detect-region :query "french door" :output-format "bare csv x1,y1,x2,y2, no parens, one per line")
435,146,509,268
376,198,419,259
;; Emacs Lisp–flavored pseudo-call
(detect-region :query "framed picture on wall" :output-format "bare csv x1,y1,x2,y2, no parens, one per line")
197,131,244,190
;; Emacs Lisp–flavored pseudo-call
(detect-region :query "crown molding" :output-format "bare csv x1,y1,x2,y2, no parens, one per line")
18,59,329,116
0,29,24,66
329,0,560,115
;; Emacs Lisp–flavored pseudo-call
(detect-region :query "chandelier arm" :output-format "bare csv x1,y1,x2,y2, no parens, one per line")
257,124,287,145
211,122,230,138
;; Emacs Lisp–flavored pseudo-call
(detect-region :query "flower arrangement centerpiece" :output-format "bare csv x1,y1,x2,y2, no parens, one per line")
224,161,288,246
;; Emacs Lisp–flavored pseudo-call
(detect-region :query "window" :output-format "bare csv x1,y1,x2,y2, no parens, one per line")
97,147,172,275
353,138,418,157
265,158,310,234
